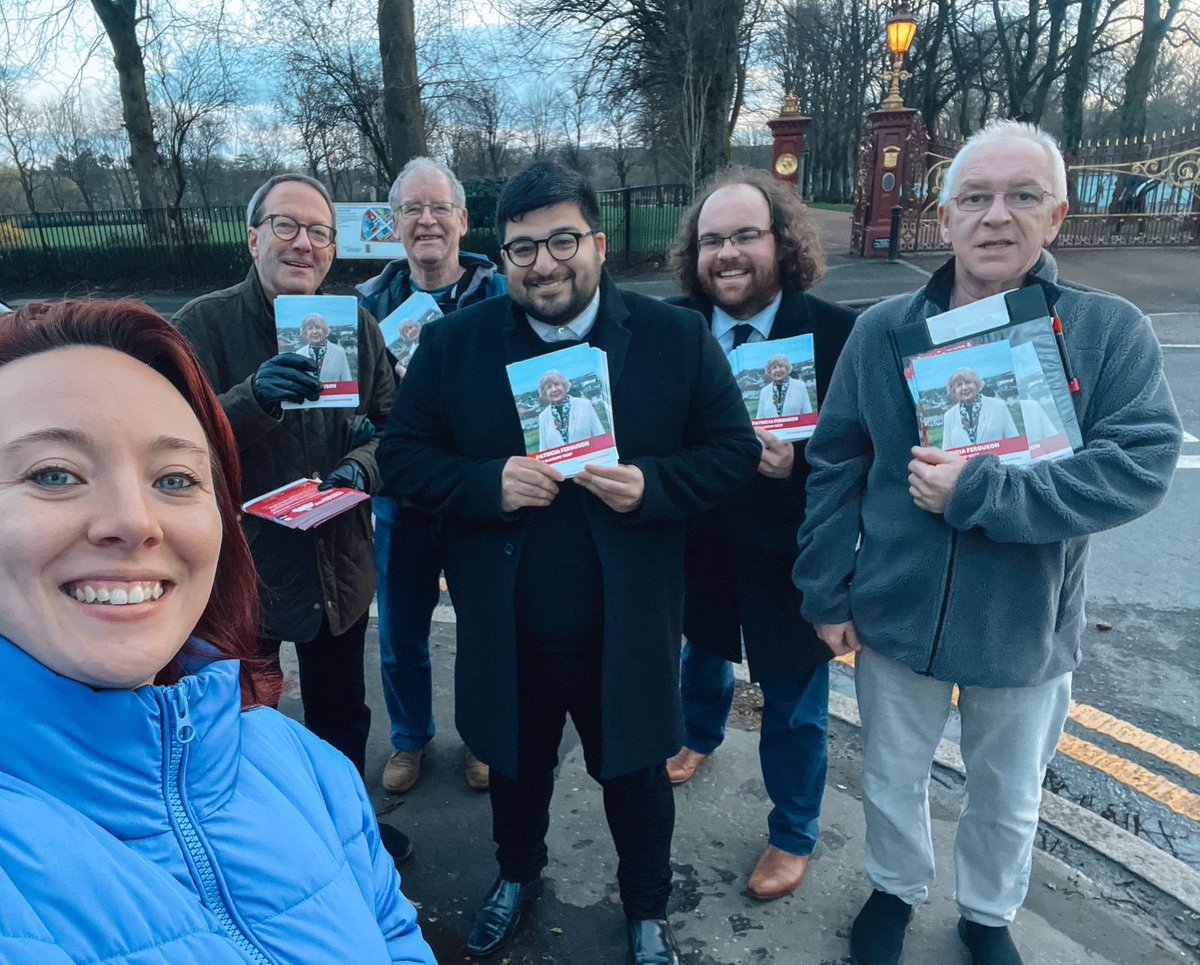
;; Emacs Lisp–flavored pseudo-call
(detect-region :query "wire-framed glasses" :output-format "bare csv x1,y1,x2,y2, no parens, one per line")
953,188,1056,212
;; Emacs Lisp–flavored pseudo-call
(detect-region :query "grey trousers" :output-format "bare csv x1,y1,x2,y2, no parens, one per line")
855,646,1071,926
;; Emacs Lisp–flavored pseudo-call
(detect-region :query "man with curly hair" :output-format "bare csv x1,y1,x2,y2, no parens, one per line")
664,167,857,900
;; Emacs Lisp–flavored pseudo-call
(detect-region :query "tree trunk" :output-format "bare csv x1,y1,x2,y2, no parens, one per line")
378,0,426,180
1061,0,1098,150
89,0,170,217
1117,0,1183,140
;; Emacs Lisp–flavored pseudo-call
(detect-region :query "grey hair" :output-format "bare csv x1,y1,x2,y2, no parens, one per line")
388,156,467,210
939,120,1068,207
246,174,336,228
764,355,792,373
946,367,983,395
538,370,571,395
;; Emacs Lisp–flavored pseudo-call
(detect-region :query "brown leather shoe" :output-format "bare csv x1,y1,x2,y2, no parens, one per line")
747,845,811,900
382,743,429,794
665,747,708,784
464,749,490,791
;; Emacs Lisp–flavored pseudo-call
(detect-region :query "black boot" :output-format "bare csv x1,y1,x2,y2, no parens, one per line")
465,877,542,958
958,918,1023,964
626,918,681,965
377,824,413,866
850,890,913,965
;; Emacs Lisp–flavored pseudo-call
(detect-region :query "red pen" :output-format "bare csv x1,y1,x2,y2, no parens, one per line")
1052,315,1080,394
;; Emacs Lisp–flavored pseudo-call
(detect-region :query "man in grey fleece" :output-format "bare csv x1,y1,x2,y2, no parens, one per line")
794,120,1181,965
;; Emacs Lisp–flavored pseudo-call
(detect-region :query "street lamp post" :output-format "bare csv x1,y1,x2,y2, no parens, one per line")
880,4,918,111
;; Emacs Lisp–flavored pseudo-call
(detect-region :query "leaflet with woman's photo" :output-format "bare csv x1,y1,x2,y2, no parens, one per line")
378,292,442,377
243,477,370,530
728,334,818,441
506,343,618,478
275,294,360,409
909,340,1031,464
894,286,1083,466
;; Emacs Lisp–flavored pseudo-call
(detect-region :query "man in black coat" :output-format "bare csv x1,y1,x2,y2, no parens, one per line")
378,163,759,965
663,168,857,900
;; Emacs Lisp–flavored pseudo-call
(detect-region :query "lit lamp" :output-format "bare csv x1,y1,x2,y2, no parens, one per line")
880,4,918,111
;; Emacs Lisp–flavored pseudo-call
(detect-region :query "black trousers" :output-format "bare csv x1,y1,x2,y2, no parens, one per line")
260,611,371,777
489,643,675,921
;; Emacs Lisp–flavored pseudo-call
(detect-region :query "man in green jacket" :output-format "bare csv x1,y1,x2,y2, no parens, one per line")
174,174,394,784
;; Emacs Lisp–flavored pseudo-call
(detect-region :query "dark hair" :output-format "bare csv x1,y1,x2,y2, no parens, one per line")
0,300,279,707
246,173,336,228
495,162,602,241
669,166,826,299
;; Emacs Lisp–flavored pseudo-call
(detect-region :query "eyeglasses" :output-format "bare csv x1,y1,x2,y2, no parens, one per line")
502,230,595,267
697,226,771,252
952,188,1056,212
397,201,459,219
255,214,336,248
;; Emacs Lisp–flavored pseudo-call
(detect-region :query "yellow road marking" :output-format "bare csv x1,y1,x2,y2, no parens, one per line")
830,652,1200,812
1056,733,1200,821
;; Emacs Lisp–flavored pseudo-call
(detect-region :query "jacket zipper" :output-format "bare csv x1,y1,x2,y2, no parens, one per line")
923,530,959,675
160,687,274,964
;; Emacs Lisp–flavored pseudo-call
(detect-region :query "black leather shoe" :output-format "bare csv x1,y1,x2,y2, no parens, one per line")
626,918,681,965
465,877,542,957
958,918,1023,964
850,890,913,965
377,824,413,866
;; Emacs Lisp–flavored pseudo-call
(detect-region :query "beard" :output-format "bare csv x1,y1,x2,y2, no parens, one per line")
699,262,780,319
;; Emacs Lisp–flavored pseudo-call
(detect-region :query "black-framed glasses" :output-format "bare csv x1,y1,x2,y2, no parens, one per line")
254,214,337,248
697,226,771,252
952,188,1056,212
397,201,460,219
502,230,595,267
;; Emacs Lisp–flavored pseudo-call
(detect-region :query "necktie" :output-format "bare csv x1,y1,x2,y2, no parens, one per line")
731,324,755,348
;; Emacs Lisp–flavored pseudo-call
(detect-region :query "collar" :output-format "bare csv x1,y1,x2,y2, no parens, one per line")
711,291,783,346
527,287,602,342
0,636,244,840
925,249,1062,313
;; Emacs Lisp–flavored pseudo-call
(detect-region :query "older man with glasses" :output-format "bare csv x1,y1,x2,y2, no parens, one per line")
795,120,1181,965
174,176,399,850
356,158,508,801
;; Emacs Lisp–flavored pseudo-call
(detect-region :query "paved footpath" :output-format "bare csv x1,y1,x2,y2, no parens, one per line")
280,622,1196,964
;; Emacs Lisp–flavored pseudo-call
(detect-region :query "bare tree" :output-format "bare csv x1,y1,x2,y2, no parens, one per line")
378,0,426,174
1117,0,1186,139
0,73,43,214
44,92,108,212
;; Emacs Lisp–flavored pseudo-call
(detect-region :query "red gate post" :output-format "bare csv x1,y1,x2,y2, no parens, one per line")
767,93,811,193
860,108,927,257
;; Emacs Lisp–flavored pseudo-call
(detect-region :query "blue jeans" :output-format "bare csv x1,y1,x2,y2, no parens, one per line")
680,641,829,856
373,496,442,752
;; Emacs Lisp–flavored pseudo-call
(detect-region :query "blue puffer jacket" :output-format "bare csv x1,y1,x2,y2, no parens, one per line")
0,638,436,964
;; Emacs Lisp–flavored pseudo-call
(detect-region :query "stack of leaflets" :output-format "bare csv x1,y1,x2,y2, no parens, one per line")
728,334,819,441
243,478,369,530
378,291,442,374
506,343,618,478
893,287,1083,465
275,294,360,409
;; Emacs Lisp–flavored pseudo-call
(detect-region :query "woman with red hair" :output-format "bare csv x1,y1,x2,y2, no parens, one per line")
0,300,435,963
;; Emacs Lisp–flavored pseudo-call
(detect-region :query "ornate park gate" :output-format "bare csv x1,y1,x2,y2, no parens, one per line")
853,114,1200,255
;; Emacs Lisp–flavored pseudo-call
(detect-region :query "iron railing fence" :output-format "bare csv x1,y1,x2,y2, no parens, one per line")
0,185,695,292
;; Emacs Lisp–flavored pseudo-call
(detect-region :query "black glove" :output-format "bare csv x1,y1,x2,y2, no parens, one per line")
345,414,376,450
251,353,321,413
318,458,368,492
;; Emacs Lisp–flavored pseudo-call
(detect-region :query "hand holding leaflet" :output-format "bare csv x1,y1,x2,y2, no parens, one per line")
252,353,321,413
244,478,369,530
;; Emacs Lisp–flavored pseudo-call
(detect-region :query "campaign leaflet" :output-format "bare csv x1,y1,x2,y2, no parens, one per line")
242,478,369,531
275,294,360,409
909,339,1031,464
728,334,818,441
333,203,406,260
506,343,619,478
378,292,442,376
899,290,1081,466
